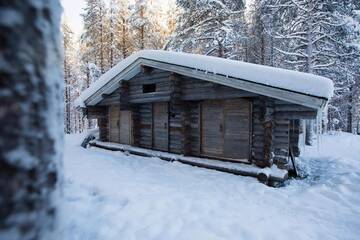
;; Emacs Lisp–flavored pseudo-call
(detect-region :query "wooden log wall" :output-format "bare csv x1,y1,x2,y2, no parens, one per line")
251,98,267,167
98,69,257,106
273,119,290,169
135,103,153,148
86,106,109,142
188,102,201,156
98,89,120,106
252,97,317,170
119,81,130,110
86,106,108,119
263,99,275,167
129,69,171,103
180,77,256,101
169,102,183,154
289,119,300,157
131,104,140,146
92,67,316,170
98,117,109,142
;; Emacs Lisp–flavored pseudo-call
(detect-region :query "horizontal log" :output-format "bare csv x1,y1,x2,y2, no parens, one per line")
275,111,317,120
275,104,313,112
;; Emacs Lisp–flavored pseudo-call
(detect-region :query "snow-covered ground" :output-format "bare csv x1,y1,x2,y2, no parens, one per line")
58,133,360,240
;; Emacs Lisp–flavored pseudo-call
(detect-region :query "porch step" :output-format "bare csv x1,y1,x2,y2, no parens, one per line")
89,141,288,185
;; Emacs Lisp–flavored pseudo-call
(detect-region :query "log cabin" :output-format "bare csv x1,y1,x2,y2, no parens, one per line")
76,50,333,183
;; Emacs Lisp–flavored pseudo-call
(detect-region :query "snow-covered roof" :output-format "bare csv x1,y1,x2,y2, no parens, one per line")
76,50,333,109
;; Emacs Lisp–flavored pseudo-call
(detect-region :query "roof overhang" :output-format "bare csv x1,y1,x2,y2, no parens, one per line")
84,58,328,110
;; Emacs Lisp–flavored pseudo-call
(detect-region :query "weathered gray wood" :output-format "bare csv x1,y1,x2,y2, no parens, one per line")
109,105,120,143
119,81,130,110
89,141,288,184
119,110,132,145
141,65,154,75
201,100,224,157
120,59,327,109
263,99,274,167
98,89,120,106
201,99,250,162
99,117,109,142
275,111,317,119
153,102,169,151
289,119,301,157
87,106,108,119
223,99,251,161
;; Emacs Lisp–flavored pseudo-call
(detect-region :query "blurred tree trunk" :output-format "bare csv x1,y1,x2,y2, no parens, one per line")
0,1,63,239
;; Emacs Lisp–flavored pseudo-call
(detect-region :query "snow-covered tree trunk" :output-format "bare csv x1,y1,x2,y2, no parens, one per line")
0,1,63,239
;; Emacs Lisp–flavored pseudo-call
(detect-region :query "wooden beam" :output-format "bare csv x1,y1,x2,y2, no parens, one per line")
274,111,317,120
89,141,289,185
140,65,153,75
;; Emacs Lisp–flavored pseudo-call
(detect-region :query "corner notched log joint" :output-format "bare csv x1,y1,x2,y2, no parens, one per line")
262,99,275,168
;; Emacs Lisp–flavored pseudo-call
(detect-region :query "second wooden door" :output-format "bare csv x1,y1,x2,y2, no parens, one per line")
201,99,250,162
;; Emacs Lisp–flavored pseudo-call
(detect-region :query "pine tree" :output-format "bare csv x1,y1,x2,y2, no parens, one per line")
129,0,150,50
129,0,175,51
82,0,108,73
268,0,353,140
109,0,133,60
246,0,283,65
166,0,247,59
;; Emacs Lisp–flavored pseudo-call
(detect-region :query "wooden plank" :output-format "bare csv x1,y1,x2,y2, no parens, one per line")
153,102,169,151
223,99,251,161
109,105,120,143
201,100,224,156
119,110,131,145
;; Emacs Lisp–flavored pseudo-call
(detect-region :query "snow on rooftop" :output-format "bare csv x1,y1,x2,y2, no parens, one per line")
77,50,334,107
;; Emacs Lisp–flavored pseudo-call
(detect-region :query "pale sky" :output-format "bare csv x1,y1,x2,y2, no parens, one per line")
61,0,174,37
61,0,95,36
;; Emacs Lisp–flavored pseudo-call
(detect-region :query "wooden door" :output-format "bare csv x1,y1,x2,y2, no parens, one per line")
201,100,224,157
153,102,169,151
119,110,131,145
201,99,250,162
223,99,250,161
109,105,120,143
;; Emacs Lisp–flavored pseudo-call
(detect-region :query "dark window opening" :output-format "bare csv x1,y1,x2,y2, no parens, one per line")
143,83,156,93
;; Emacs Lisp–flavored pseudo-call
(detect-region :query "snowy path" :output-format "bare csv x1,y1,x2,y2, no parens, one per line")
58,133,360,240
